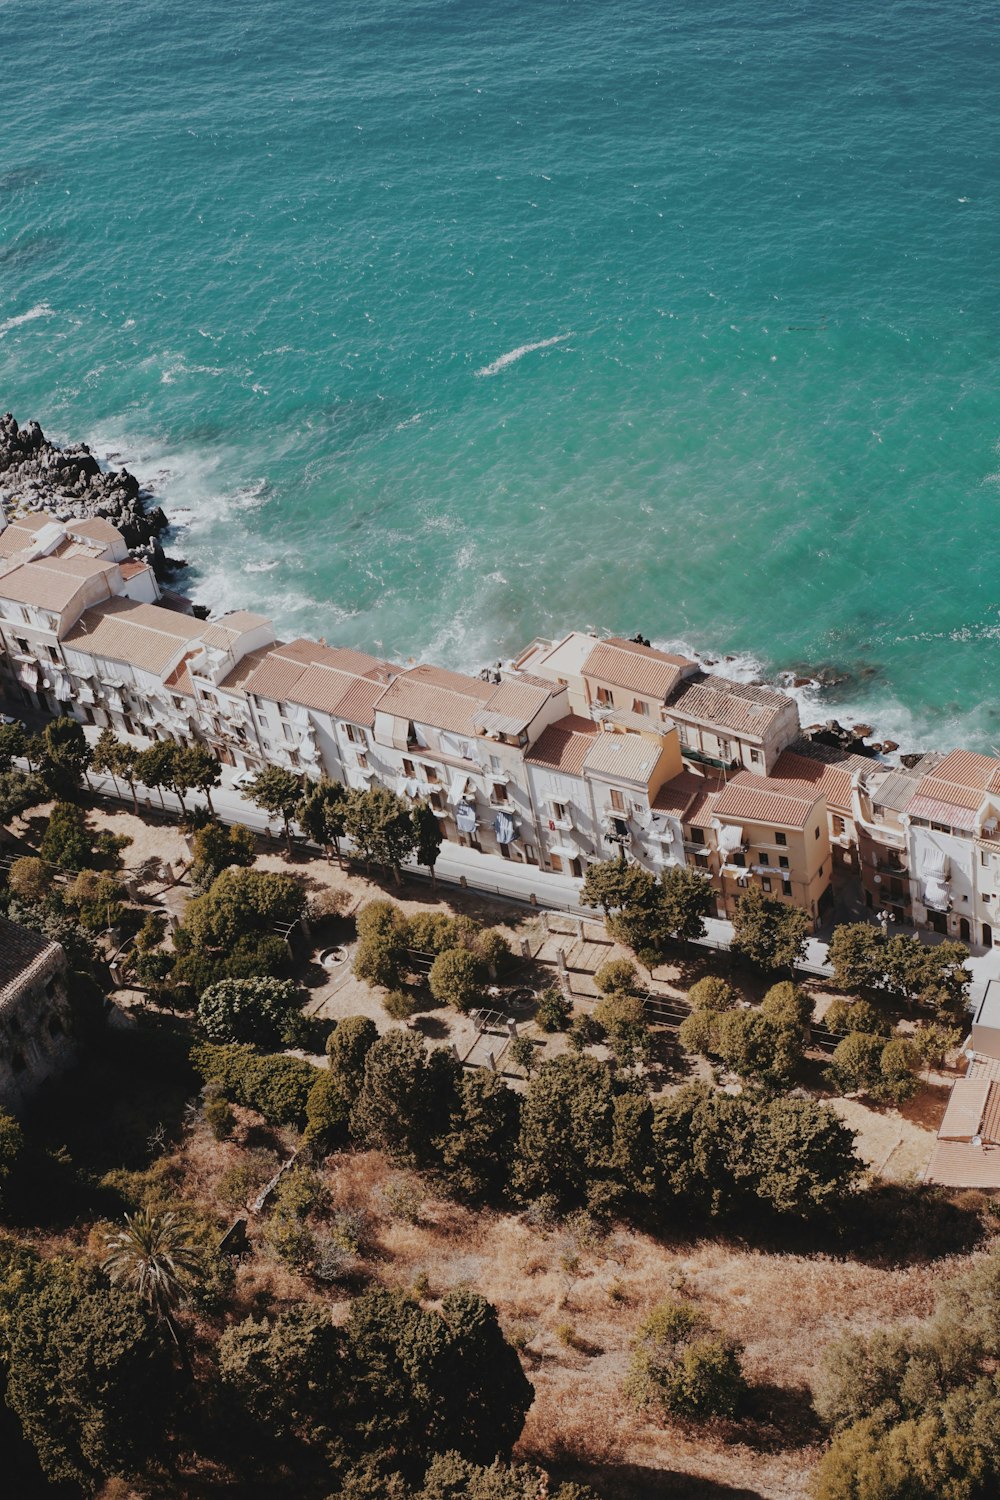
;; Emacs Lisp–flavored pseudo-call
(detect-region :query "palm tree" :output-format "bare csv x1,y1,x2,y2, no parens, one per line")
102,1206,202,1371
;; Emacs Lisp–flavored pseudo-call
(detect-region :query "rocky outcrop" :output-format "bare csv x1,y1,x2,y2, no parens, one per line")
0,412,169,563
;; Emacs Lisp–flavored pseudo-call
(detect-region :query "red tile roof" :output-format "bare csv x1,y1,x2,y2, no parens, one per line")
714,771,822,830
525,715,599,776
582,637,694,701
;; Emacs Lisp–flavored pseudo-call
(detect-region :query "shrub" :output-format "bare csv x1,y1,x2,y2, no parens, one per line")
429,947,486,1012
204,1094,235,1141
198,977,302,1049
475,928,512,977
625,1298,747,1421
535,989,571,1032
688,976,738,1012
191,1042,319,1128
678,1008,720,1057
567,1014,603,1051
271,1165,328,1222
384,990,417,1021
7,856,53,903
594,958,638,997
508,1036,536,1077
265,1215,316,1271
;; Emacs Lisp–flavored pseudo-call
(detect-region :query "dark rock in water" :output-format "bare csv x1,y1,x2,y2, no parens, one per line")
802,718,880,759
793,676,813,689
0,411,167,556
900,752,924,769
851,724,874,739
192,603,211,621
882,740,900,753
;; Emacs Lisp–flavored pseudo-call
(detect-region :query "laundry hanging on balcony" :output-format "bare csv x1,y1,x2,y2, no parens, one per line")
456,802,478,833
449,771,473,804
494,811,516,845
717,823,744,856
920,845,951,911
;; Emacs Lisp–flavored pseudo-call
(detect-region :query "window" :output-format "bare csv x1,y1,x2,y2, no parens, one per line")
750,748,762,765
775,831,787,846
14,637,28,654
815,826,821,839
596,686,613,706
931,821,949,834
761,877,772,892
779,856,789,870
282,721,295,742
833,815,846,835
345,723,366,746
691,827,705,845
492,782,508,803
551,802,567,822
718,738,731,761
429,791,443,811
489,754,501,772
732,852,746,868
424,765,439,784
47,645,59,663
402,758,415,777
356,752,369,770
610,817,629,840
632,698,650,717
677,724,690,746
610,788,626,812
759,852,770,865
983,850,990,866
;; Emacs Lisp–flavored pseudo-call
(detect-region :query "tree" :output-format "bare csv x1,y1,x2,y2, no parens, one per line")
625,1298,747,1421
350,1030,458,1161
507,1035,536,1077
102,1207,202,1367
440,1069,521,1201
198,976,303,1048
7,855,54,903
761,980,814,1039
343,1287,533,1472
419,1453,600,1500
344,786,418,882
63,869,128,933
878,1037,921,1104
133,739,180,810
535,989,571,1032
248,764,303,843
182,866,306,950
594,957,639,996
688,976,738,1011
826,1031,886,1097
912,1021,963,1073
218,1304,343,1449
39,716,91,799
190,820,256,891
305,1016,379,1150
824,997,891,1037
429,947,486,1011
513,1054,651,1214
0,718,26,770
731,886,810,972
177,744,221,815
297,777,350,860
0,768,46,826
750,1098,862,1216
354,900,410,990
715,1008,803,1088
4,1260,172,1487
829,922,885,994
659,864,716,944
192,1041,320,1127
0,1110,26,1214
678,1007,720,1057
91,726,140,812
412,798,443,884
39,801,93,870
580,851,639,917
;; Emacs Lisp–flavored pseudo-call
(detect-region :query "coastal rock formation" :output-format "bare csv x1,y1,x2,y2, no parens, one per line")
0,412,169,566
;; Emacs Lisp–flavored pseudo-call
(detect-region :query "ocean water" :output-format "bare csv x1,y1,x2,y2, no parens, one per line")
2,0,1000,751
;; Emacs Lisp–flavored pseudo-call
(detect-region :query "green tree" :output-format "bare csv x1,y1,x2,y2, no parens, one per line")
0,1110,26,1214
39,801,93,870
248,764,303,843
507,1035,536,1077
39,716,91,799
305,1016,380,1151
7,855,54,903
63,869,128,933
133,739,181,810
731,886,810,972
192,1042,319,1127
440,1069,521,1201
761,980,814,1038
535,988,571,1032
750,1097,862,1216
354,900,410,990
350,1030,458,1161
429,947,486,1011
344,786,418,882
419,1452,600,1500
0,718,26,770
3,1260,172,1487
218,1303,343,1449
715,1008,803,1088
182,866,306,950
0,768,46,826
297,777,350,860
101,1207,202,1367
198,976,303,1048
580,851,638,916
678,1007,721,1057
878,1036,921,1104
659,863,716,944
190,820,256,891
625,1298,747,1421
829,922,885,994
412,798,443,884
688,975,738,1011
594,957,639,996
91,726,139,813
177,744,221,815
824,997,892,1037
826,1031,885,1097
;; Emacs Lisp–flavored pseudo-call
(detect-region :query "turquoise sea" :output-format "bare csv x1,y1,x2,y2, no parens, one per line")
2,0,999,750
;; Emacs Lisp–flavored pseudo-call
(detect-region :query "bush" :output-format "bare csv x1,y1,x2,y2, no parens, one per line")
567,1014,603,1051
198,977,302,1049
761,980,813,1035
594,958,638,997
678,1008,720,1057
191,1043,320,1128
688,976,738,1012
384,990,417,1021
535,989,571,1033
625,1298,747,1421
7,856,53,903
475,929,511,977
204,1094,235,1141
429,947,486,1012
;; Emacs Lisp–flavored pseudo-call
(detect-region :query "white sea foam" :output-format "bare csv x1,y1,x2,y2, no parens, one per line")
474,332,573,378
0,302,55,337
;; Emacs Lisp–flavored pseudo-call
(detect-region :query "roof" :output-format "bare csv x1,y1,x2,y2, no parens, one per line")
213,641,288,697
652,769,722,817
686,785,722,829
239,638,394,715
374,664,495,737
334,674,391,729
907,794,978,831
63,596,205,673
0,554,118,612
913,775,986,812
926,1075,1000,1187
865,769,922,815
583,731,664,784
925,1139,1000,1189
933,749,1000,792
939,1078,993,1141
66,517,124,546
667,672,794,738
713,771,822,830
0,915,62,1004
118,560,151,580
0,514,53,557
773,750,855,817
582,637,694,701
472,678,554,737
200,611,272,650
525,714,600,776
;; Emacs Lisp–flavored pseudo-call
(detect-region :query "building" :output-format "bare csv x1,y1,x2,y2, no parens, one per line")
710,770,833,926
0,916,75,1116
900,749,1000,949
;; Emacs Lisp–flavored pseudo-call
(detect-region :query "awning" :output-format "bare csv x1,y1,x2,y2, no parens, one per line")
449,771,473,805
494,811,516,845
441,732,474,761
548,840,580,861
717,823,745,855
456,802,478,833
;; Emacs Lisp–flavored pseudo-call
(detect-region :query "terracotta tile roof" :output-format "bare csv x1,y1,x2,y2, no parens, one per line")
667,673,793,737
213,642,288,698
0,554,118,612
939,1078,992,1140
652,770,722,817
925,1139,1000,1189
582,637,694,701
525,714,600,776
0,516,52,557
239,651,308,704
933,749,1000,791
713,771,821,830
915,774,987,811
472,679,554,737
907,795,978,832
200,611,272,649
163,660,195,697
583,731,663,784
334,675,390,729
0,915,62,1003
773,750,855,816
374,664,495,736
63,596,205,673
686,786,722,829
865,769,922,815
66,517,123,546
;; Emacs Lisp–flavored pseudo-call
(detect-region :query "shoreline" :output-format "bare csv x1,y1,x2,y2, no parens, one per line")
0,410,907,762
